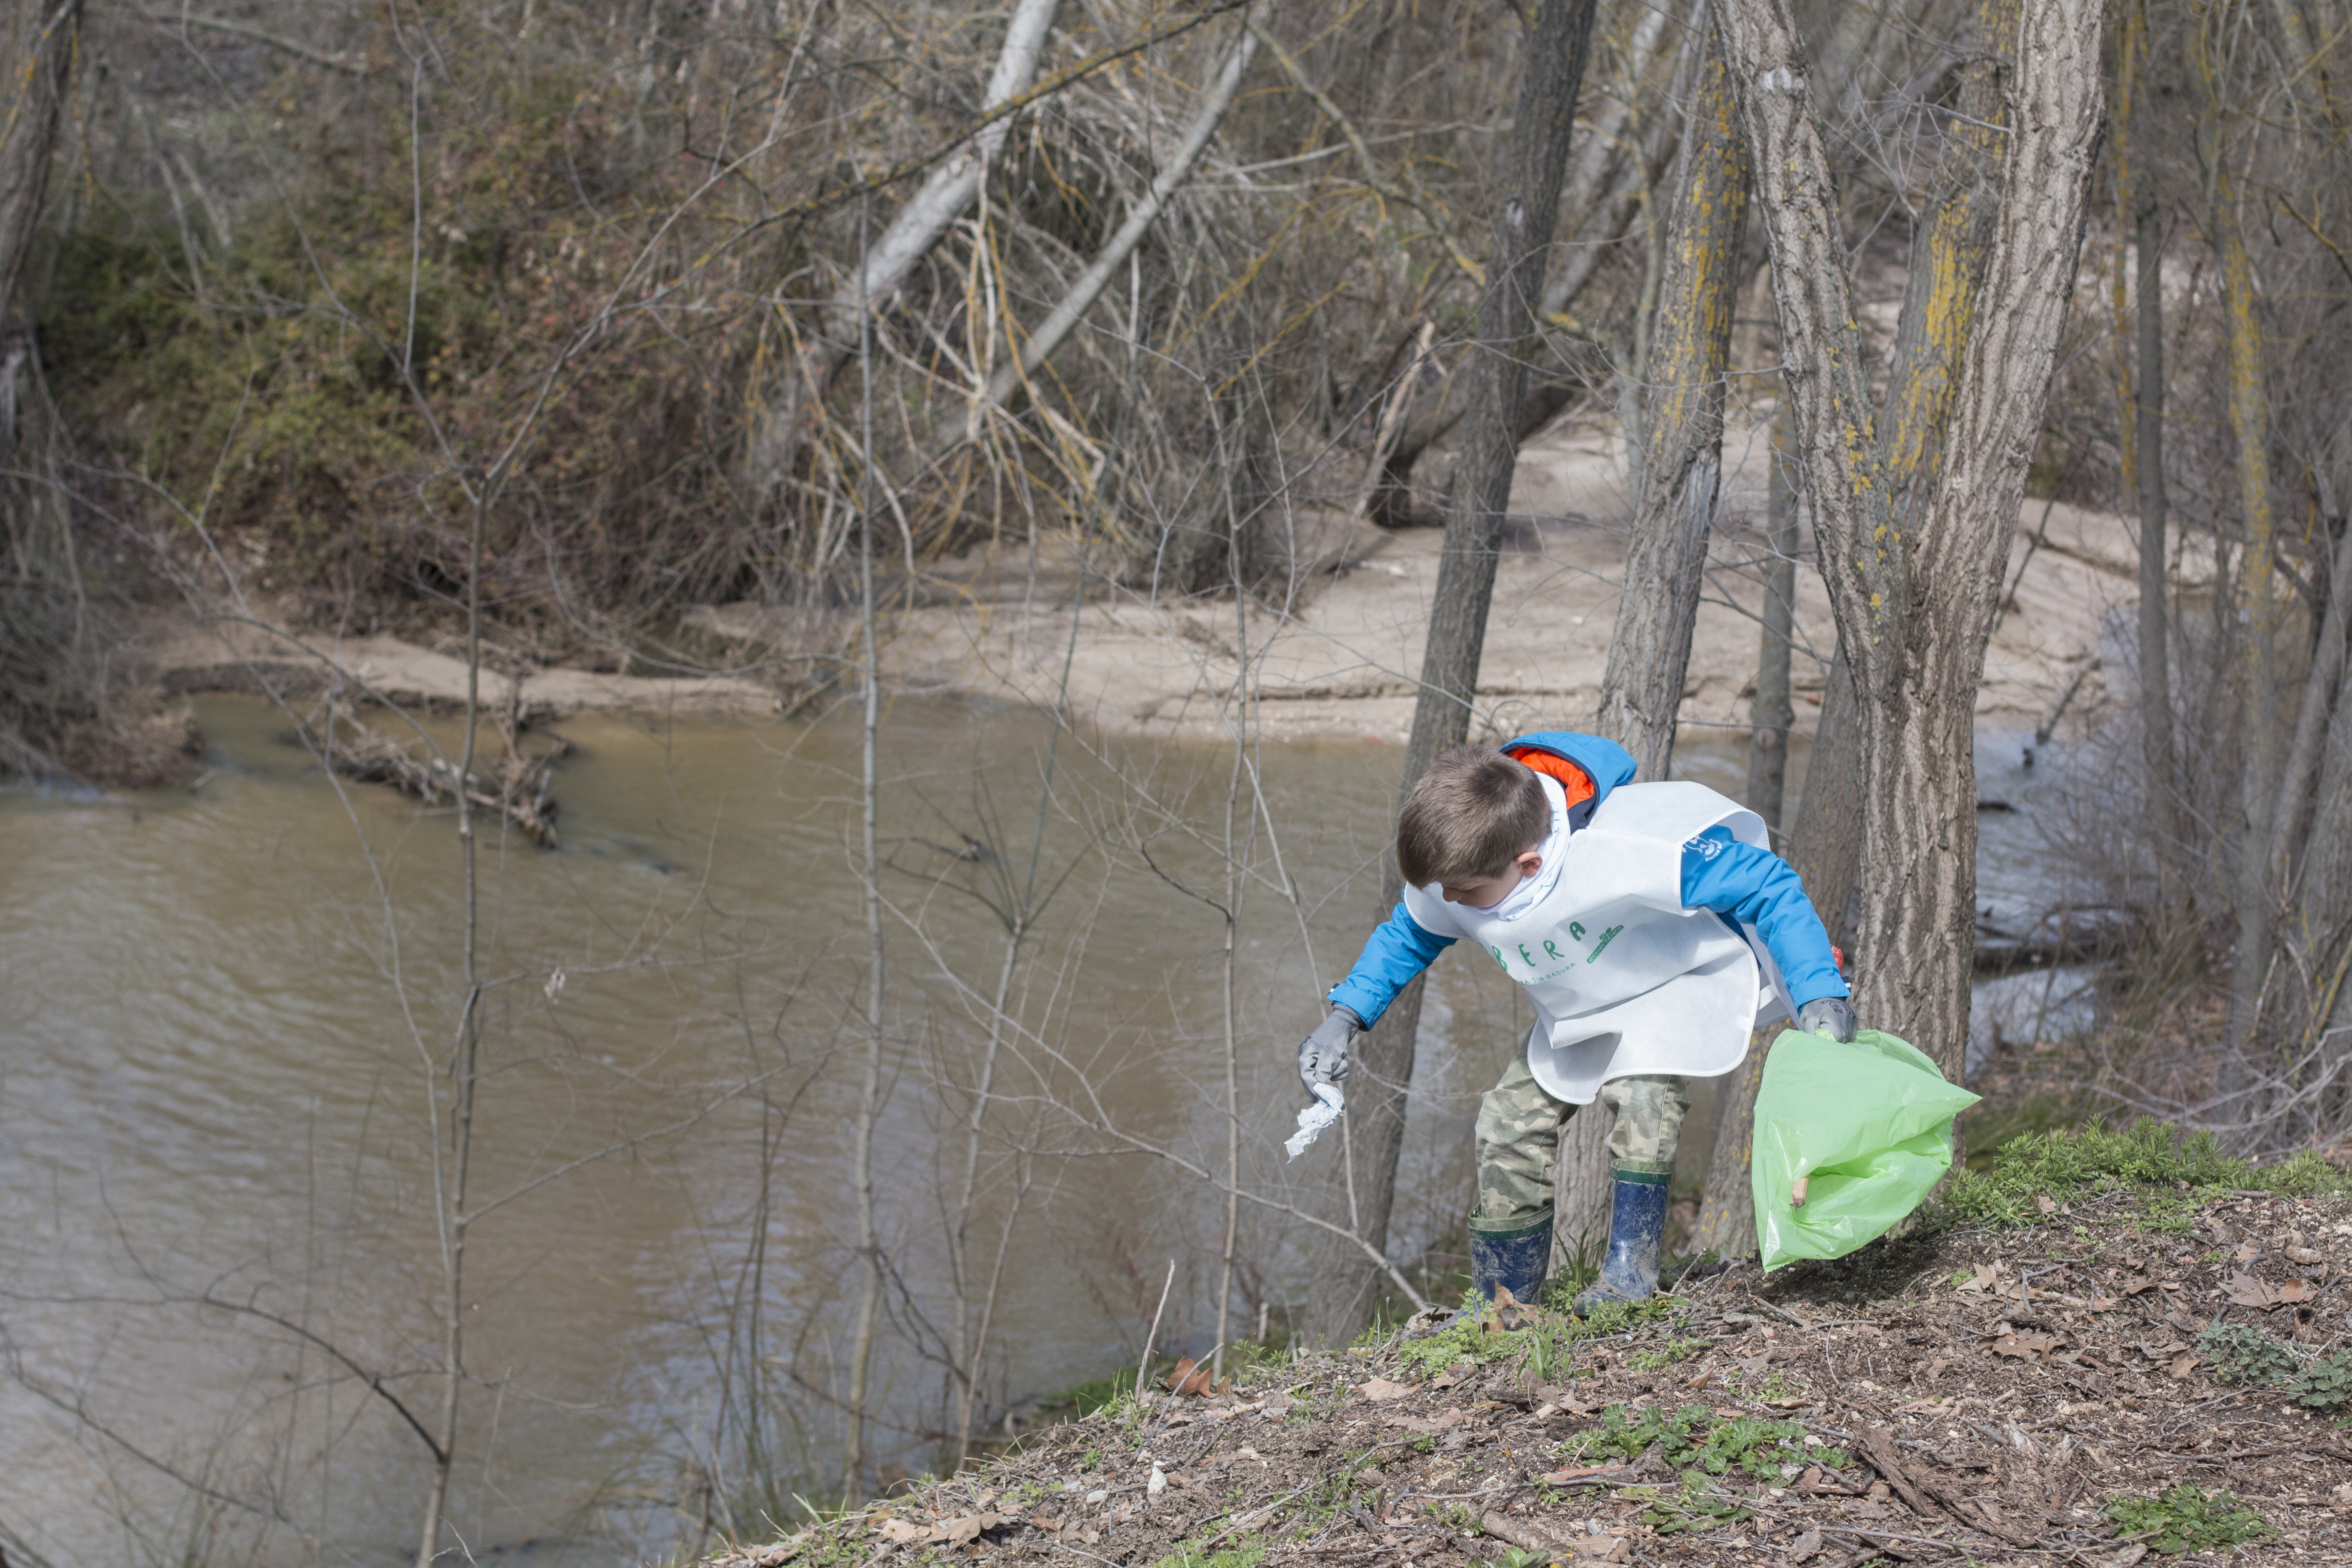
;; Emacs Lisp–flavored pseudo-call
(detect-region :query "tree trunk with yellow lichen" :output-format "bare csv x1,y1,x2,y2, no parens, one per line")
1595,22,1751,782
1714,0,2104,1092
1583,21,1748,1261
2214,148,2282,1071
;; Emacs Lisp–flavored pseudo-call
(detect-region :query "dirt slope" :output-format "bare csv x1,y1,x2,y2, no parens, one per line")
714,1182,2352,1568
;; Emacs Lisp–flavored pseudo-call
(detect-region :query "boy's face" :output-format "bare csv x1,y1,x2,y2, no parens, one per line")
1439,846,1546,910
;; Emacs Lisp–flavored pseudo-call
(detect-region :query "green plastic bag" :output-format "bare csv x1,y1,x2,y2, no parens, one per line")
1750,1028,1980,1271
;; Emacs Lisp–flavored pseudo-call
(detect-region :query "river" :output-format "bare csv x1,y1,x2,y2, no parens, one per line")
0,698,2080,1565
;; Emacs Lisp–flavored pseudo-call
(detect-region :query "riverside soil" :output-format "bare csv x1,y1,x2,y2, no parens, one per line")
720,1186,2352,1568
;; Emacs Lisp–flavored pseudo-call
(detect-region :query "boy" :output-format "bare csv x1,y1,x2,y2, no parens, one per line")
1295,732,1856,1312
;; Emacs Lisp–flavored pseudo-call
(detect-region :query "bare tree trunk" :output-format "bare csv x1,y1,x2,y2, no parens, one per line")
1688,1033,1767,1257
1744,397,1800,836
1596,21,1750,779
1540,0,1691,320
1718,0,2103,1078
1306,0,1599,1345
1785,650,1866,949
743,0,1062,505
2214,124,2283,1065
2135,196,2180,870
842,290,886,1504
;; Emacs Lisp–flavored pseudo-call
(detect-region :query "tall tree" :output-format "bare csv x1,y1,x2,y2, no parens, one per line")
1305,0,1599,1343
1573,18,1751,1255
1715,0,2105,1078
1595,22,1752,778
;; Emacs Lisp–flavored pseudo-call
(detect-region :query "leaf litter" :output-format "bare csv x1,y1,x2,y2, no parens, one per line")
710,1182,2352,1568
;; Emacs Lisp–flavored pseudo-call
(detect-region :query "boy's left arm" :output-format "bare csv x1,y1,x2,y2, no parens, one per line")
1681,827,1854,1035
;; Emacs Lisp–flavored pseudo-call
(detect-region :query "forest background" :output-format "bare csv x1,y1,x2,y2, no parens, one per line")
0,0,2349,1562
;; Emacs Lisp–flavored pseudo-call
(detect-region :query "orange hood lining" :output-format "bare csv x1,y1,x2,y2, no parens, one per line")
1504,746,1597,813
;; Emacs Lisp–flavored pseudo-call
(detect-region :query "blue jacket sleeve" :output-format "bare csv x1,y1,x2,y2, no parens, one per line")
1327,902,1456,1026
1680,827,1848,1006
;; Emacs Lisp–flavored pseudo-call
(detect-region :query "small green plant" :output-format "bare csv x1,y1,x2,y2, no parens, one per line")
1479,1549,1549,1568
1395,1312,1529,1378
2104,1485,2273,1554
1543,1230,1605,1305
2198,1323,2299,1386
1624,1337,1707,1372
1151,1541,1270,1568
2287,1350,2352,1411
1644,1473,1753,1534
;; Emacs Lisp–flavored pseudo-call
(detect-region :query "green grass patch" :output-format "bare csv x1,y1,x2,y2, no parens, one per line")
1150,1541,1269,1568
2104,1485,2274,1554
1929,1119,2349,1230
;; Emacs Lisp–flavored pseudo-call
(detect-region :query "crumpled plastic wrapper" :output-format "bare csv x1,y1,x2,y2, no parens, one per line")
1284,1082,1344,1161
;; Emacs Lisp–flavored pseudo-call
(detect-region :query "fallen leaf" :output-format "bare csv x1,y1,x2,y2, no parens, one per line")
2235,1241,2260,1263
1031,1516,1062,1532
936,1514,1001,1545
2092,1295,2120,1311
2169,1353,2199,1379
1989,1331,2062,1361
1960,1262,2009,1295
2106,1544,2150,1568
876,1519,932,1545
1361,1377,1414,1402
1788,1526,1824,1563
2223,1272,2311,1310
1538,1460,1626,1483
2122,1278,2157,1295
1163,1356,1221,1396
2037,1193,2058,1215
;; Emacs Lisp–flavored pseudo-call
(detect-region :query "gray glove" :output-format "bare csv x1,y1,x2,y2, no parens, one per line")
1798,996,1858,1043
1297,1005,1364,1090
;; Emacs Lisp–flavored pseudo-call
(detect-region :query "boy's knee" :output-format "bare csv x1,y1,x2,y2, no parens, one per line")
1602,1073,1690,1173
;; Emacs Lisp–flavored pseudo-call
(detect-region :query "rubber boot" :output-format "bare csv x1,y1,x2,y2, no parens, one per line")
1467,1204,1552,1308
1573,1174,1671,1314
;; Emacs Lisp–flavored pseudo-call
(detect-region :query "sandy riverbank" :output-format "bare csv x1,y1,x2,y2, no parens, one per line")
144,415,2146,744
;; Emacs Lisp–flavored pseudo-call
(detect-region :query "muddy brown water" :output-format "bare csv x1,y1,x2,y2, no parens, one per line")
1,699,2072,1564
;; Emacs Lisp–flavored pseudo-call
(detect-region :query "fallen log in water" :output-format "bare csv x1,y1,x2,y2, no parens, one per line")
301,696,567,846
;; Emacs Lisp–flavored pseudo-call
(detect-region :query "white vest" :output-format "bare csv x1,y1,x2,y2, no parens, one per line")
1403,778,1795,1103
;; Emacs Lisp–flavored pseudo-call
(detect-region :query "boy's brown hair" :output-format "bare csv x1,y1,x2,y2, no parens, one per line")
1396,746,1550,887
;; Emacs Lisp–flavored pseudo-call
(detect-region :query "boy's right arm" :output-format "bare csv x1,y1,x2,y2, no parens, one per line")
1298,903,1454,1090
1326,902,1456,1027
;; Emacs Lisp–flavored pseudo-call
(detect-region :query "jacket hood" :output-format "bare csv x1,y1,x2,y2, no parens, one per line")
1500,731,1639,808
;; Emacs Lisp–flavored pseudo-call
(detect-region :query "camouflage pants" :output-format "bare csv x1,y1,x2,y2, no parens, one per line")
1472,1041,1689,1222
